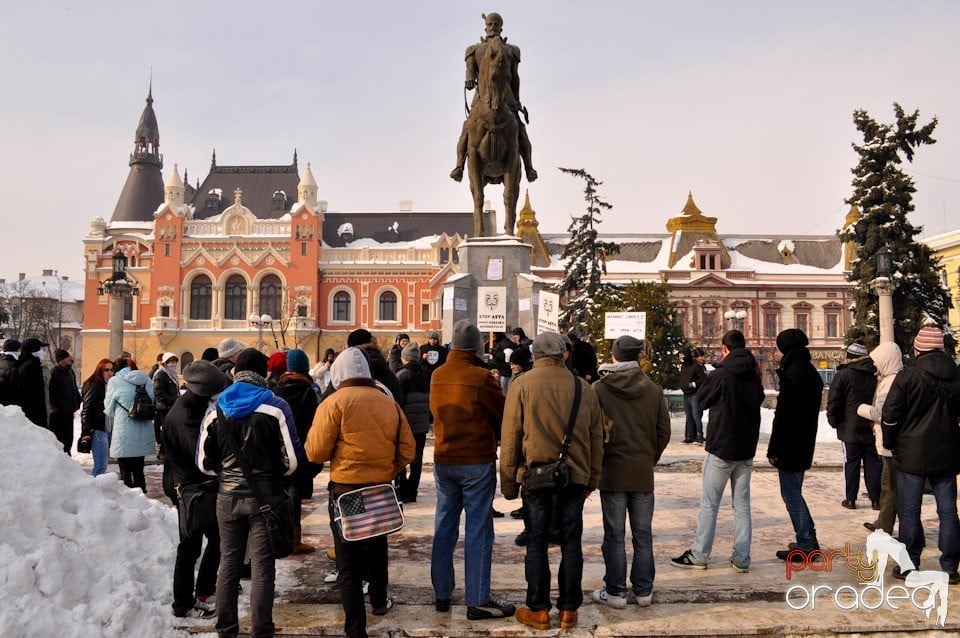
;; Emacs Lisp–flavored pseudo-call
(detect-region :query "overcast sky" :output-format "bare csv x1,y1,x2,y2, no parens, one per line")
1,1,957,282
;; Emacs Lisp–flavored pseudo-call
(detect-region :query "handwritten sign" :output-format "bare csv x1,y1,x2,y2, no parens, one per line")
604,312,646,339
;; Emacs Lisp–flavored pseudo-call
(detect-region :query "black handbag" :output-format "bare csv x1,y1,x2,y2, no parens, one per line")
76,431,92,454
176,479,219,538
217,407,296,559
521,374,582,496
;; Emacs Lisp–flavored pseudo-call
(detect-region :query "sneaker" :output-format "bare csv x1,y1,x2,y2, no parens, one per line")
670,549,707,570
592,588,627,609
559,609,578,629
372,596,393,616
324,570,339,583
695,436,705,444
514,530,528,546
729,558,750,573
841,499,856,510
892,566,913,580
635,592,653,607
467,598,516,620
184,599,216,619
435,598,451,612
516,606,550,630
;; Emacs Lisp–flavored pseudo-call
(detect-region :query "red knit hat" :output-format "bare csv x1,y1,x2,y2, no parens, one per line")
914,326,945,353
267,350,288,373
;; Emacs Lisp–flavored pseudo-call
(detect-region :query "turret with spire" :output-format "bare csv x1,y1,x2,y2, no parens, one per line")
110,85,165,222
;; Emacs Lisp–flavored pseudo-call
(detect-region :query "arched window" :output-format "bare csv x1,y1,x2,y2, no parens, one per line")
259,275,282,319
190,275,212,320
379,290,397,322
224,275,247,320
333,291,351,322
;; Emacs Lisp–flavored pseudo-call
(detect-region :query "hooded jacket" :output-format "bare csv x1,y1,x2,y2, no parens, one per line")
593,363,670,492
12,352,46,427
197,379,300,498
274,371,322,497
857,342,903,457
430,349,505,465
767,334,823,472
696,347,765,461
827,357,878,444
396,360,432,435
306,348,415,486
162,389,217,502
105,367,156,458
49,363,81,414
882,350,960,476
500,357,604,499
679,359,707,397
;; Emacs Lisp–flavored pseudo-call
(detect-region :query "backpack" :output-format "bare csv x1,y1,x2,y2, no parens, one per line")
128,383,156,420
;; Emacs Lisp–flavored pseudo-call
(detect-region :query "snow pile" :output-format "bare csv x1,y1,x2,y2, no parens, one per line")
0,406,180,638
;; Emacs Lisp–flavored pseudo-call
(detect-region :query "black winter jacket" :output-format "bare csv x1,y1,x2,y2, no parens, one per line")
696,348,764,461
162,389,217,502
768,348,823,471
49,364,81,414
397,361,431,435
13,354,46,427
827,357,877,444
81,379,107,432
153,368,180,412
882,350,960,476
274,372,322,497
679,361,707,397
0,353,19,405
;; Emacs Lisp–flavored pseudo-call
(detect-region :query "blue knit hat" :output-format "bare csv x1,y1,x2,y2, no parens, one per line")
287,348,310,373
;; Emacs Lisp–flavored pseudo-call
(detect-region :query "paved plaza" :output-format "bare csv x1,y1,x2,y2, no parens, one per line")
158,413,960,636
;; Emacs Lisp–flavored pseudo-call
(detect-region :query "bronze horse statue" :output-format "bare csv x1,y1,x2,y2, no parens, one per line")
458,36,523,237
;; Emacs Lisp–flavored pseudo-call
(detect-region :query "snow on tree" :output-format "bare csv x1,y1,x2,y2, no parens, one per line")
555,168,620,332
839,103,953,352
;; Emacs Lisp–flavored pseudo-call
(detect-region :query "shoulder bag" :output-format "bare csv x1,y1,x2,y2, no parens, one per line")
176,478,219,538
521,373,583,495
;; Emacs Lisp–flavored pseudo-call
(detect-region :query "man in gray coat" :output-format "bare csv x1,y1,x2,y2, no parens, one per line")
591,336,670,609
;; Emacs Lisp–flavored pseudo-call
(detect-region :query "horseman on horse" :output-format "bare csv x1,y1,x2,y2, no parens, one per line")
451,13,537,237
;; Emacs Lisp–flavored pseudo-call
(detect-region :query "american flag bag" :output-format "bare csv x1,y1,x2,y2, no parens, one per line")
334,484,404,541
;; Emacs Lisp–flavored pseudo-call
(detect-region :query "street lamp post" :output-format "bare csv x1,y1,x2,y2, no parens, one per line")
248,313,273,351
871,247,896,344
724,309,747,333
96,251,140,359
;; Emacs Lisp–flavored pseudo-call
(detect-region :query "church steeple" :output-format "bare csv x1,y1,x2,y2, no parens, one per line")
111,86,165,222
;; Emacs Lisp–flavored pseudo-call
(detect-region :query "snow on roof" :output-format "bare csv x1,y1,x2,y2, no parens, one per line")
1,275,84,301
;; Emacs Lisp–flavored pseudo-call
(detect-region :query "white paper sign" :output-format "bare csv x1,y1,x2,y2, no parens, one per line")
604,311,647,339
486,258,504,281
537,291,560,335
454,297,468,311
442,287,454,310
518,298,531,312
477,287,507,331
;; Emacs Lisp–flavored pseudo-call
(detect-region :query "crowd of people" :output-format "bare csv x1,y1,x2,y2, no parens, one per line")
1,321,958,637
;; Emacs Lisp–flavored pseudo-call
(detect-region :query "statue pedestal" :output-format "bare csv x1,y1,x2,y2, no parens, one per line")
440,236,547,340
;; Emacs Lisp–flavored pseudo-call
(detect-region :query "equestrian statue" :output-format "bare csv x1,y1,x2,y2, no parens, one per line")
450,12,537,237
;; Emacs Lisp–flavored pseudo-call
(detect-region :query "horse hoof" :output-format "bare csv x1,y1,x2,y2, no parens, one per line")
449,167,464,182
526,168,538,182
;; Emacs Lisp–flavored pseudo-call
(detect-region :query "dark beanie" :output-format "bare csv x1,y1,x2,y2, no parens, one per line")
776,328,809,354
451,320,482,354
235,348,268,377
612,335,644,362
287,348,310,373
183,360,230,396
55,349,71,362
347,328,373,347
201,347,220,362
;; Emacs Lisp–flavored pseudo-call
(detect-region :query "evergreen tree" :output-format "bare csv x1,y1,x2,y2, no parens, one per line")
555,168,620,331
839,103,952,351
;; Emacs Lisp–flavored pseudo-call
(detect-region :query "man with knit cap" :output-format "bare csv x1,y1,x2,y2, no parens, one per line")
162,360,230,619
828,341,880,510
421,330,448,376
197,347,302,638
882,325,960,582
396,340,431,503
48,348,81,454
501,331,603,630
767,329,824,563
214,338,247,378
590,335,669,610
336,328,400,401
429,319,514,620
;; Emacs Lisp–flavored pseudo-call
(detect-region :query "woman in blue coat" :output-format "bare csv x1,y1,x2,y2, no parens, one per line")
105,356,156,491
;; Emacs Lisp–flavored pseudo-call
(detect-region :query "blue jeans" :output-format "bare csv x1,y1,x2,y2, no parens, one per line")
91,430,111,477
683,395,703,441
431,462,496,606
692,453,753,567
778,470,818,550
600,491,654,597
523,484,588,612
897,471,960,573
